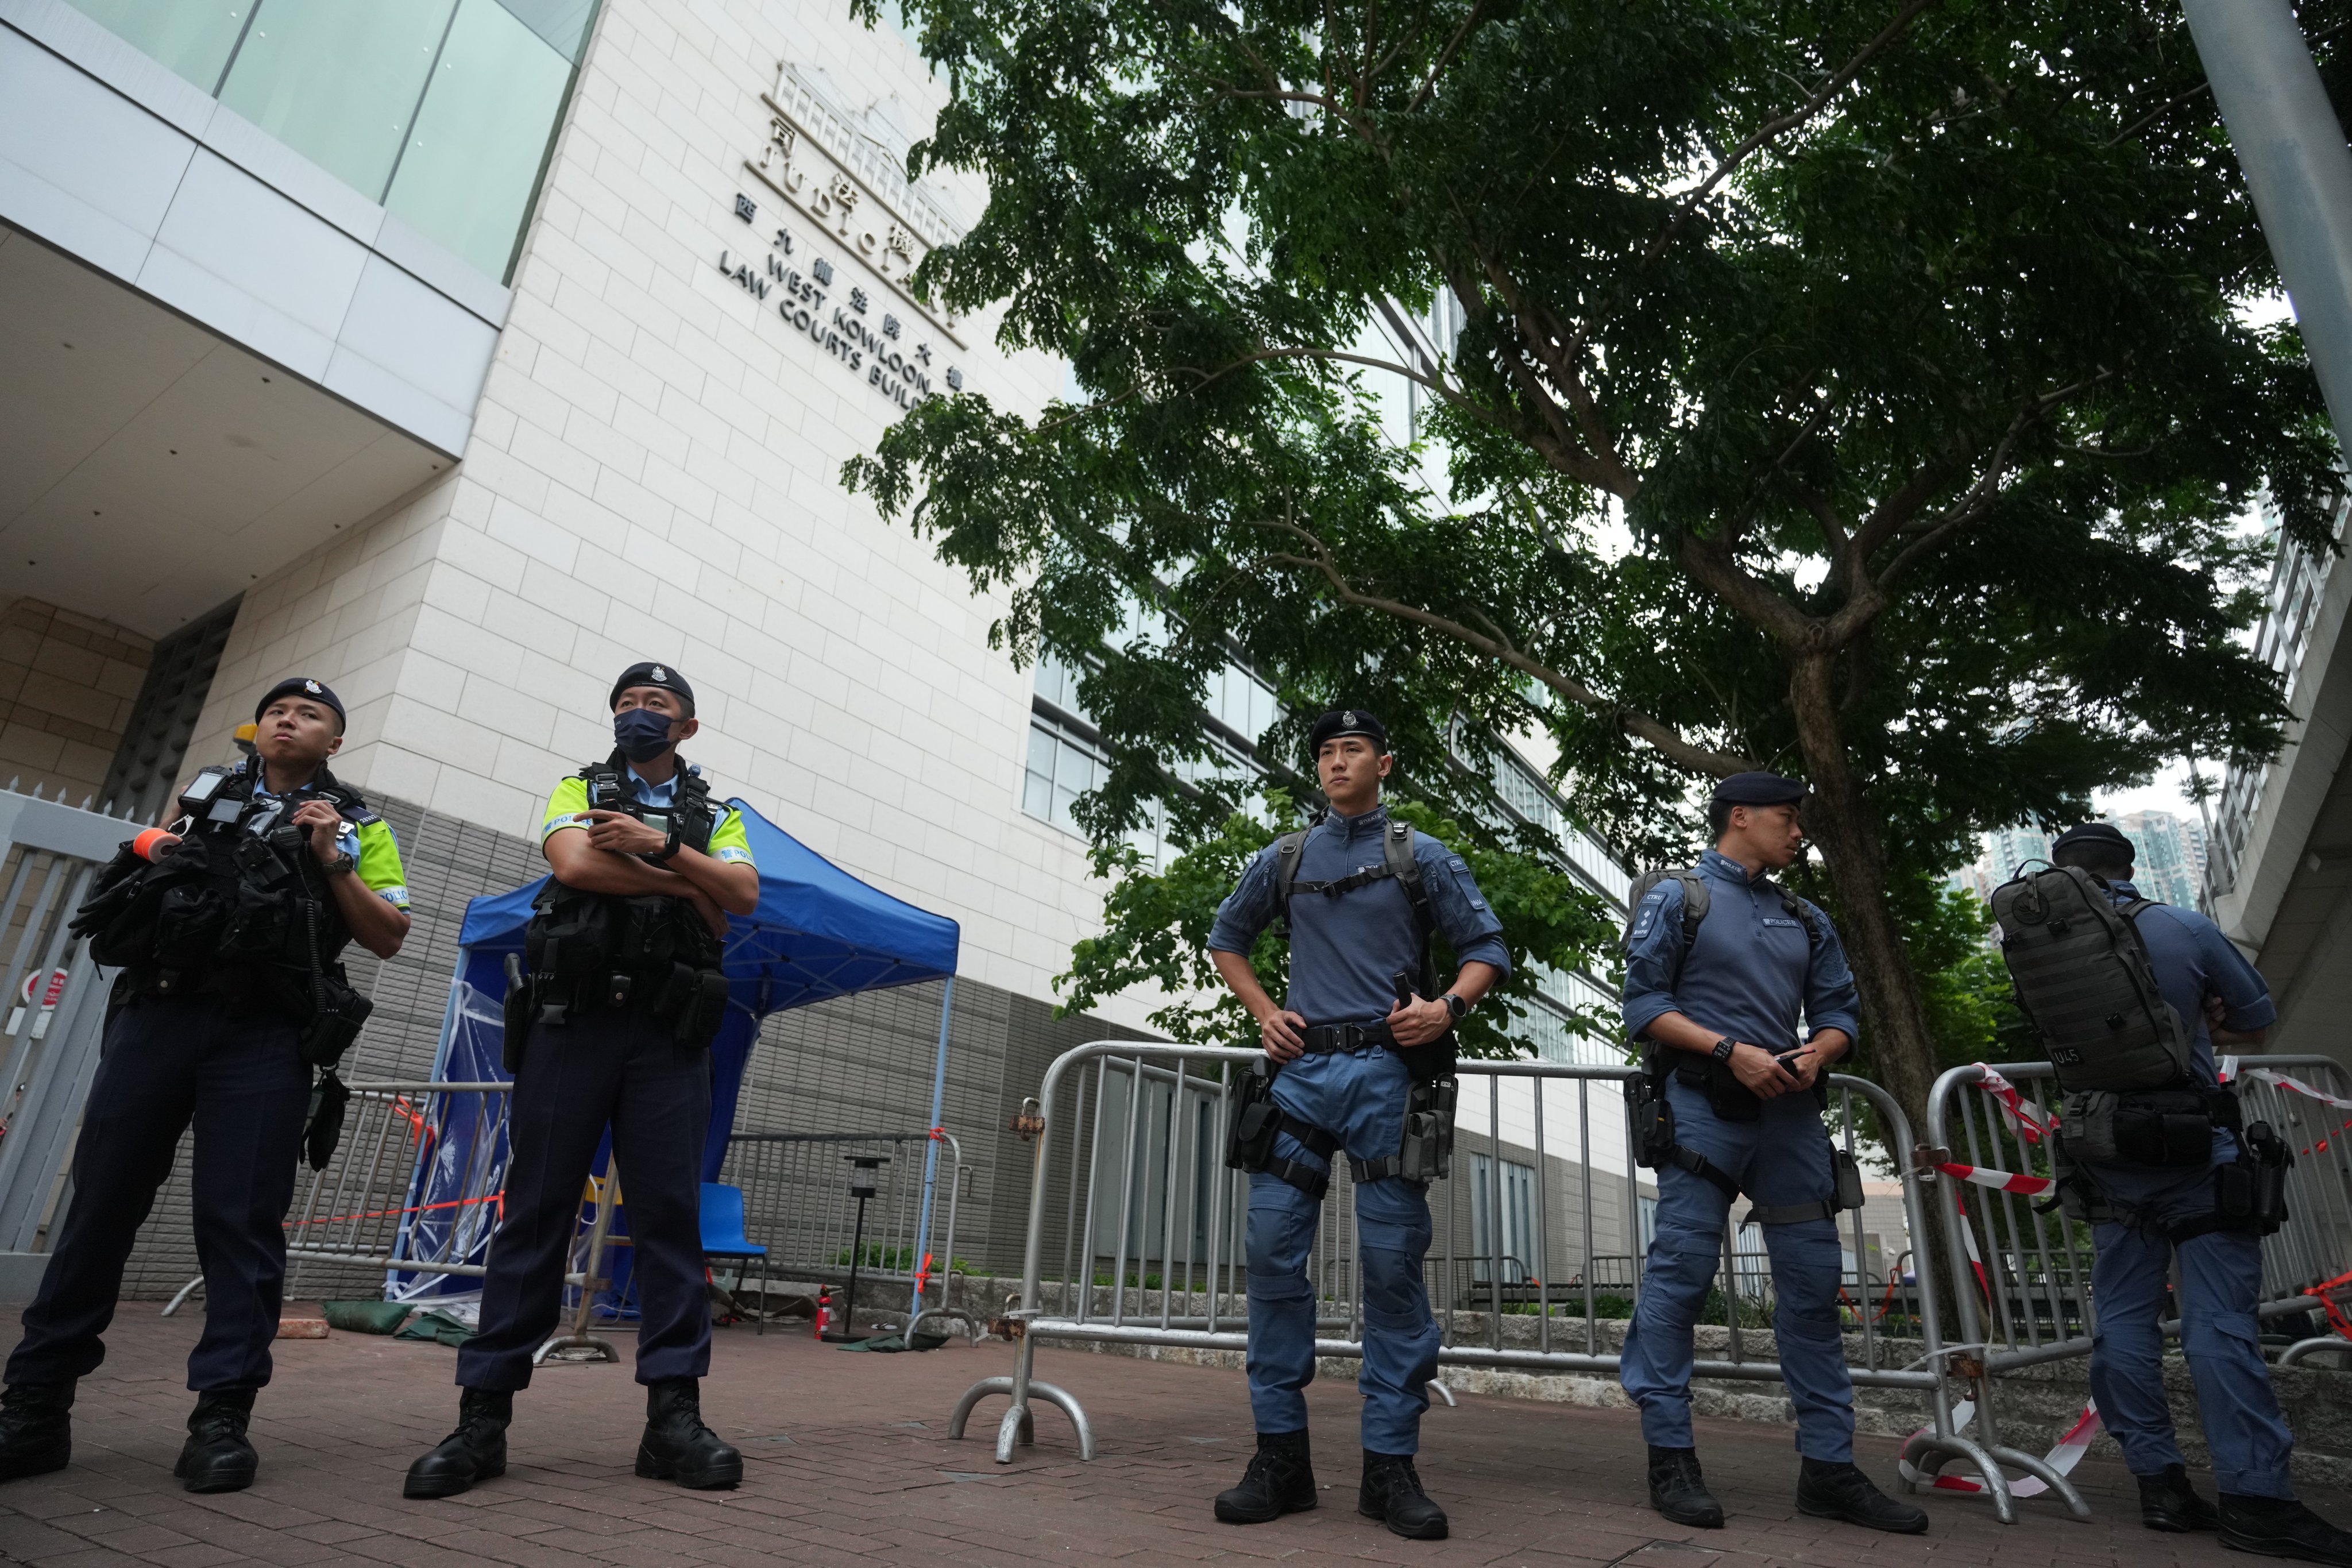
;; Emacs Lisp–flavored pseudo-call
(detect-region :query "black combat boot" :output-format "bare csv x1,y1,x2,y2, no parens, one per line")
403,1388,511,1499
2139,1463,2219,1532
0,1384,72,1482
2219,1493,2352,1566
1212,1429,1316,1523
1648,1445,1725,1528
1795,1457,1929,1535
1360,1450,1447,1540
173,1388,257,1493
635,1378,740,1489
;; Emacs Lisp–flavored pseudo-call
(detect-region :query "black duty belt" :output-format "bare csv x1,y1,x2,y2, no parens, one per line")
1301,1020,1396,1053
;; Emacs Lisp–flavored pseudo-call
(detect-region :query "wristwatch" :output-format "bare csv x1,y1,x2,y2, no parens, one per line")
1442,992,1470,1021
1710,1037,1736,1064
320,851,356,877
643,826,682,865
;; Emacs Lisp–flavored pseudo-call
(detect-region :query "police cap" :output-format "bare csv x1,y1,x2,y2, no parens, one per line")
2052,821,2134,856
254,677,345,733
1308,707,1389,756
610,661,694,715
1710,771,1808,808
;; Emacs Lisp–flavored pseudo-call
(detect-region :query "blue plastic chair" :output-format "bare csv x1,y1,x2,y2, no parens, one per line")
700,1182,770,1335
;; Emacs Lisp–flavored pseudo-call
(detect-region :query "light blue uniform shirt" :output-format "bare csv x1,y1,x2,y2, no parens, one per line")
1207,805,1509,1025
1620,848,1861,1053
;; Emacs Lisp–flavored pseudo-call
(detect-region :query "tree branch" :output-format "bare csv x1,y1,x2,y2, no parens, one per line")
1403,0,1493,115
1643,0,1943,263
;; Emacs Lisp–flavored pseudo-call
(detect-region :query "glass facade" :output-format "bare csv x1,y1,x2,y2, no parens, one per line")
67,0,251,91
218,2,458,200
65,0,597,282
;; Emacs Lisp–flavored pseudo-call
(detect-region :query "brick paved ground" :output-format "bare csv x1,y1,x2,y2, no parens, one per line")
0,1305,2335,1567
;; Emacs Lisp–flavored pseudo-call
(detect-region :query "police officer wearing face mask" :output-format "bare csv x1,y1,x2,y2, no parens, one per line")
2036,822,2352,1564
0,678,410,1493
1204,708,1509,1542
1619,773,1924,1535
404,663,758,1500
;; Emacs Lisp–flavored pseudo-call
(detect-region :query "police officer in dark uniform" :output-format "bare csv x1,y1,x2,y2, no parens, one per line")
0,678,411,1492
405,662,757,1500
1203,708,1509,1542
1618,772,1924,1534
2048,821,2352,1563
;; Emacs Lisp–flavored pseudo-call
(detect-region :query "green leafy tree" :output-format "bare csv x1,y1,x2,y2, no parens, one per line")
845,0,2335,1139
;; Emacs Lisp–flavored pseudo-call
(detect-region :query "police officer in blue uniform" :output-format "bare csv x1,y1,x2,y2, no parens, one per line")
2049,821,2352,1563
405,663,759,1500
1204,708,1509,1541
1619,772,1925,1534
0,678,411,1493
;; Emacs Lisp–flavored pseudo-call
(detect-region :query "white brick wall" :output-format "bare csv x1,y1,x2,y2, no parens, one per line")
188,0,1148,1026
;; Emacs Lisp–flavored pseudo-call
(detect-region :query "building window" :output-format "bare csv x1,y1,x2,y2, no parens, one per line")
1024,709,1106,839
1469,1154,1536,1283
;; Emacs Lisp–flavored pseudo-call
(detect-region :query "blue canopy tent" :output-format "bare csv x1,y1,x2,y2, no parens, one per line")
389,799,960,1314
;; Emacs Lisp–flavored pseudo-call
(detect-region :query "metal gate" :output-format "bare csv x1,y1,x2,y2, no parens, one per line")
0,786,144,1254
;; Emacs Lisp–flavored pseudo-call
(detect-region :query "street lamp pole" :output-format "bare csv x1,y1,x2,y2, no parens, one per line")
2182,0,2352,459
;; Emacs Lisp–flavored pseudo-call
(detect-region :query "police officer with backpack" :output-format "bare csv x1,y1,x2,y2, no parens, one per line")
2007,822,2352,1563
1619,772,1925,1535
0,678,410,1494
404,663,758,1500
1204,709,1508,1542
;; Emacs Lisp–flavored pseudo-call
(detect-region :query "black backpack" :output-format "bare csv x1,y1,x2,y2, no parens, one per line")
1990,864,2191,1094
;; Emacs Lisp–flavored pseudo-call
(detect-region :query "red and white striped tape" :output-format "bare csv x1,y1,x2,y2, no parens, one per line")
1901,1399,2103,1497
1937,1161,2053,1197
1974,1064,2058,1142
2219,1057,2352,1112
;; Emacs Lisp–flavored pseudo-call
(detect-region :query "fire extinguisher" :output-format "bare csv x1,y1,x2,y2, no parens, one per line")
814,1286,831,1341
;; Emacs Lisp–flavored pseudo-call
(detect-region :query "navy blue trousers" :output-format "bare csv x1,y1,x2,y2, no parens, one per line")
2085,1160,2297,1497
1248,1046,1440,1455
1620,1077,1854,1461
458,1007,712,1390
7,993,310,1392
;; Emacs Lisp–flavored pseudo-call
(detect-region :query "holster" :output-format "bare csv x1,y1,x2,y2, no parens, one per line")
1394,1075,1457,1182
672,967,730,1048
1627,1067,1677,1171
296,967,371,1069
1226,1059,1281,1172
502,953,533,1073
2212,1120,2293,1237
304,1069,350,1171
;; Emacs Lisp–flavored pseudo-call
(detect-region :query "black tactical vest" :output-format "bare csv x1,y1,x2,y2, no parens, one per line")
72,758,376,1018
521,753,727,1019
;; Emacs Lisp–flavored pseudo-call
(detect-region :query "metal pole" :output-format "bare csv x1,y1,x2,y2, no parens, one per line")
909,976,954,1322
2182,0,2352,454
841,1191,869,1341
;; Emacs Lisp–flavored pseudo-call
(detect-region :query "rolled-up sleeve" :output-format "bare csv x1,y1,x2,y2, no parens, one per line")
2199,920,2277,1032
1621,880,1685,1040
1207,844,1280,955
1802,899,1863,1045
1426,848,1510,978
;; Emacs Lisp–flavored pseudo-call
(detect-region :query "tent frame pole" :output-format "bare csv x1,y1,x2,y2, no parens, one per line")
909,976,955,1323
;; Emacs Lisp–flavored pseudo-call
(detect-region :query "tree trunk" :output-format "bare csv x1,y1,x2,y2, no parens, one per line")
1786,652,1966,1333
1783,654,1939,1151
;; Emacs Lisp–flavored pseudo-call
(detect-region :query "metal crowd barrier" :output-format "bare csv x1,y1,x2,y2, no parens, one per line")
717,1127,968,1335
1924,1057,2352,1501
163,1079,517,1314
952,1041,2019,1511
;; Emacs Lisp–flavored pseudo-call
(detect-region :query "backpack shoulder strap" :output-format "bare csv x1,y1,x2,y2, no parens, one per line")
1762,879,1824,948
1270,829,1311,936
1674,868,1709,953
1384,822,1432,933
